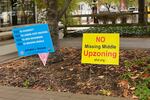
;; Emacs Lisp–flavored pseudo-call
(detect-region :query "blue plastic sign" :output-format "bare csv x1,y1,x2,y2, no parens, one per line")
12,24,55,56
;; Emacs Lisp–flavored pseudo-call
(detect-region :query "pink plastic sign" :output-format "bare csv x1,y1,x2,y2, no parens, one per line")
38,53,49,66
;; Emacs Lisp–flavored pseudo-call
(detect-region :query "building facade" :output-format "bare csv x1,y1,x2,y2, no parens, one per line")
0,0,35,27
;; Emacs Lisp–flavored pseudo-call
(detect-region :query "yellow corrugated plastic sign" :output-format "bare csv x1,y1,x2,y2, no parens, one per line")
81,33,120,65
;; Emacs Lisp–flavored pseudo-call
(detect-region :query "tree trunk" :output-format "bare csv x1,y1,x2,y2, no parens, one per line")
46,0,72,51
47,0,59,50
138,0,145,24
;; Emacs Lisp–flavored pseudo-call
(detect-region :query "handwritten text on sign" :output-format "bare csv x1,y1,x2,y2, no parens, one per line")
12,24,55,56
81,33,120,65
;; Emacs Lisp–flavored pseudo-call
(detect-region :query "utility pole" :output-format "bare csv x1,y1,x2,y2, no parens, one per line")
92,0,98,24
138,0,145,24
11,0,17,25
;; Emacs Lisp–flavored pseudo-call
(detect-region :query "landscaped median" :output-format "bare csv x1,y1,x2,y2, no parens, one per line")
0,48,150,100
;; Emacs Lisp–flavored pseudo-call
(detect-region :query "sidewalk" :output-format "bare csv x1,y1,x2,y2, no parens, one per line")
1,37,150,56
0,86,128,100
60,37,150,49
1,37,150,64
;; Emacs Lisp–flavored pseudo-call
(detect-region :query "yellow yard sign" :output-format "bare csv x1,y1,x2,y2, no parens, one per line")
81,33,120,65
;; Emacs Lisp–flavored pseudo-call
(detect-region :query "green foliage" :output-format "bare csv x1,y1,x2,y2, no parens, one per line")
124,60,132,69
133,59,146,66
62,17,79,25
34,0,84,13
34,0,47,9
120,72,132,80
135,78,150,100
144,65,150,72
47,86,52,91
34,0,85,23
98,0,120,6
23,80,30,88
126,0,138,7
58,0,79,13
84,26,150,37
99,89,112,96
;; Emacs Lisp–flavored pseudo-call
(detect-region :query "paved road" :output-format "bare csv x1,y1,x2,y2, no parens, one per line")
0,86,128,100
1,37,150,64
61,37,150,49
0,52,20,64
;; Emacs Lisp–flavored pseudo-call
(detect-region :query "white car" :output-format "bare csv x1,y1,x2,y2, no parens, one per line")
128,7,138,13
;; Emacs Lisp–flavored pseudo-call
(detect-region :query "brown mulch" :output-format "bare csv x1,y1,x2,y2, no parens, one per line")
0,48,150,98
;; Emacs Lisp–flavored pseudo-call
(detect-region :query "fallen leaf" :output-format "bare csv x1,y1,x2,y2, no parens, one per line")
131,74,140,80
118,80,130,89
69,68,74,71
98,76,104,79
61,67,64,70
130,87,135,91
142,73,150,79
118,80,130,97
123,90,128,97
132,95,138,99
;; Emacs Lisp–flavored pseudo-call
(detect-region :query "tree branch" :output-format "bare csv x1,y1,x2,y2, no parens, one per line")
57,0,72,21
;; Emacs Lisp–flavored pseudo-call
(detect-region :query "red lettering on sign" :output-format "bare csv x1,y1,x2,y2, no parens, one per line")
96,36,105,42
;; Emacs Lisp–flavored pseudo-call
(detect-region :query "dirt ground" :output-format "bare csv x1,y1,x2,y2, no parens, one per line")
0,48,150,99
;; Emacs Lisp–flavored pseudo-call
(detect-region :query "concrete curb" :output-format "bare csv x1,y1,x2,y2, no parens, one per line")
0,86,129,100
0,43,17,56
0,31,13,41
0,52,21,64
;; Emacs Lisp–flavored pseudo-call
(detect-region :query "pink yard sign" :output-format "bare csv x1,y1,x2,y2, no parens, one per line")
38,53,49,66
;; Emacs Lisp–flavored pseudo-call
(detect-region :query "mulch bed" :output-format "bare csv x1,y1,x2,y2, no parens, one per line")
0,48,150,99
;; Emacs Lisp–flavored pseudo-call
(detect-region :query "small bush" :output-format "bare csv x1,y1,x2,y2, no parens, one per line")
81,26,150,37
135,78,150,100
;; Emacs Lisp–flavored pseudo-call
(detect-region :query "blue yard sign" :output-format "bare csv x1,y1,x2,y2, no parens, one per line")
12,24,55,56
